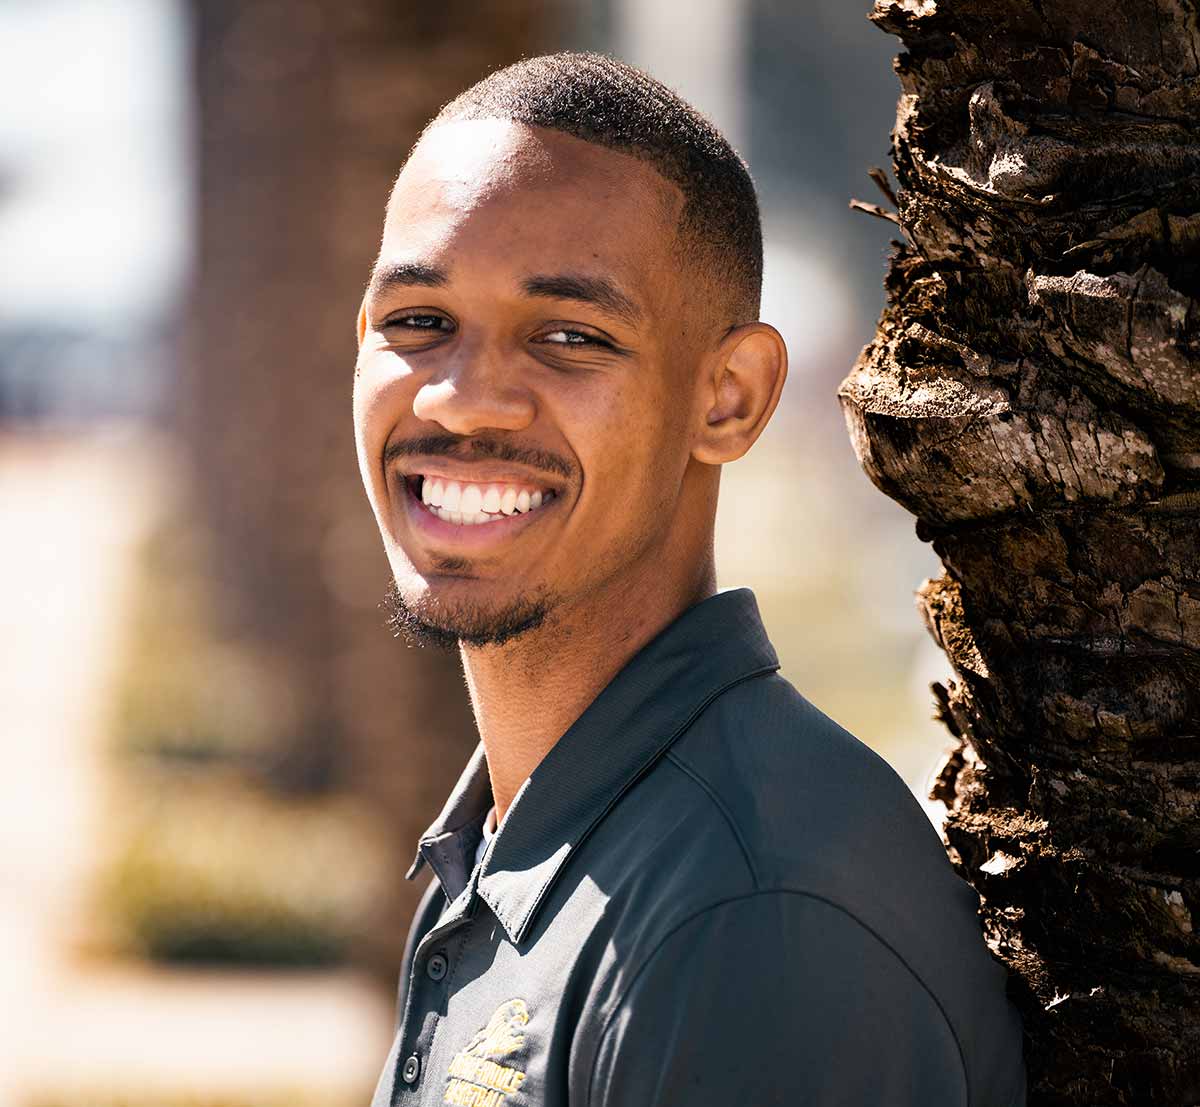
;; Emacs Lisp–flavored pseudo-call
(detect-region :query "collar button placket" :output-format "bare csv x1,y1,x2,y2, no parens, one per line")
392,877,481,1104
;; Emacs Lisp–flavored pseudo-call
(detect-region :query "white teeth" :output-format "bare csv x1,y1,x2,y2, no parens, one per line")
421,477,554,525
460,484,483,515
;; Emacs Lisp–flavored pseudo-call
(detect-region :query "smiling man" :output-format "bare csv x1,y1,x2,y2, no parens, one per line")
354,53,1025,1107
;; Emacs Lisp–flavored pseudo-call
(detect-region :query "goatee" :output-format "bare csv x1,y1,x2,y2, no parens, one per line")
381,578,551,649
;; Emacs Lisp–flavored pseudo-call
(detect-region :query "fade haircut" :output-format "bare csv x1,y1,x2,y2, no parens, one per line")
416,52,763,325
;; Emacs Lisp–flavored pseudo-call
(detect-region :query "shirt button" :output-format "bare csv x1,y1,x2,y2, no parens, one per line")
401,1053,421,1085
427,952,449,981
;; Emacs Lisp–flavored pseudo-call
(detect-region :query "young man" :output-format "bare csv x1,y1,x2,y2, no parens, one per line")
354,53,1025,1107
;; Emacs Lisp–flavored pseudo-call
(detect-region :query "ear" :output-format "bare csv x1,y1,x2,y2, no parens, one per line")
692,322,787,465
355,297,368,348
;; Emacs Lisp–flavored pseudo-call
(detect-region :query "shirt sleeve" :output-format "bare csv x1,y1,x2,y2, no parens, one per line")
585,891,970,1107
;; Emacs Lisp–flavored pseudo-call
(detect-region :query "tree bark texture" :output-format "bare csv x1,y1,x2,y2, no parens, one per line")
838,1,1200,1102
181,0,557,973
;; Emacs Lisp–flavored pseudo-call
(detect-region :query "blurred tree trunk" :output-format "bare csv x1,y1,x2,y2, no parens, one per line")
180,0,557,974
840,0,1200,1102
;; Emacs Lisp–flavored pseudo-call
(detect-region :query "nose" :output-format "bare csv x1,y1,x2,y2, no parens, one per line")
412,336,536,436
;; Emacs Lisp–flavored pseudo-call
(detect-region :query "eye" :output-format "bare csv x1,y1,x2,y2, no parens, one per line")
538,328,610,348
382,312,454,333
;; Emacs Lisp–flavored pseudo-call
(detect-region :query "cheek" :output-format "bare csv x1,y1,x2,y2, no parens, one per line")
353,354,415,449
567,377,690,511
353,352,420,505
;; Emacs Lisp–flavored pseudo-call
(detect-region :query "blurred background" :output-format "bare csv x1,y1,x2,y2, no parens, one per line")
0,1,944,1103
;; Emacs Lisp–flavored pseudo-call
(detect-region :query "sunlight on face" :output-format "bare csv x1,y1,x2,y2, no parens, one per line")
354,121,709,647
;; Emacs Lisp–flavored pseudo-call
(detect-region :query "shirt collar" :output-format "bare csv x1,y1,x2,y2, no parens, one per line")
406,587,779,943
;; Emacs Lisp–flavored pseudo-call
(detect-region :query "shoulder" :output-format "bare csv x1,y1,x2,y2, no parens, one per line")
581,671,1025,1107
669,671,954,897
577,670,958,938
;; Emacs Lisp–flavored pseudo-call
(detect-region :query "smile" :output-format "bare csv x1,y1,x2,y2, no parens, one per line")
409,475,557,527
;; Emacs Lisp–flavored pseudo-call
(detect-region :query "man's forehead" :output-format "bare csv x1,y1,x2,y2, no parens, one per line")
377,119,684,305
384,120,681,244
390,119,556,214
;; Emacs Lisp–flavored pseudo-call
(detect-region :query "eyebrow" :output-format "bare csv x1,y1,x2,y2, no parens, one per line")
366,261,642,328
367,261,449,299
521,273,642,327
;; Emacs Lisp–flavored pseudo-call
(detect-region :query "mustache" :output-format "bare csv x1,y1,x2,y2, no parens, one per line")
383,433,575,482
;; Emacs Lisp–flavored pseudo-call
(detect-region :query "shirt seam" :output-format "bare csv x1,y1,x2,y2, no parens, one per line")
662,750,760,890
583,887,971,1107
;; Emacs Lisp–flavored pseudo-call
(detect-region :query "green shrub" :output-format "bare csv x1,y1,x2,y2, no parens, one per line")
97,777,387,966
107,519,291,769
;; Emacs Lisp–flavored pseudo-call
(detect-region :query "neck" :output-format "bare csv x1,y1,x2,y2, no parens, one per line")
461,556,716,823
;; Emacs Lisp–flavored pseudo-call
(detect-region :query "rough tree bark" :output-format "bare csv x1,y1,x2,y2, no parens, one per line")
839,1,1200,1102
181,0,557,972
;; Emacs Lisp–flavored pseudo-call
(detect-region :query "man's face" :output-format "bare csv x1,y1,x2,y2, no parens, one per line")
354,119,714,648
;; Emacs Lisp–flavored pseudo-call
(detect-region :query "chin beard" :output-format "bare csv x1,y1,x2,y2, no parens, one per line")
381,578,551,649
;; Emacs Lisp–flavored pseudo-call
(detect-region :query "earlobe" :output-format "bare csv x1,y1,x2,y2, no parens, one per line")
692,323,787,465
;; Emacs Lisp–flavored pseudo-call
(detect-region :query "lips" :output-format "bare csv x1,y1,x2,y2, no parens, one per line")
397,471,560,549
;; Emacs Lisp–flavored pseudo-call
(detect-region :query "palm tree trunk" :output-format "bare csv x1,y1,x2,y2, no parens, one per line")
839,1,1200,1101
180,0,557,973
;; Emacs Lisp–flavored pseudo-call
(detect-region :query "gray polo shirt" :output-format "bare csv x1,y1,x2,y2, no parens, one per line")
371,588,1026,1107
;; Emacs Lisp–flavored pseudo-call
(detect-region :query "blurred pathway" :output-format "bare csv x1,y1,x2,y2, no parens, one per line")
0,428,391,1105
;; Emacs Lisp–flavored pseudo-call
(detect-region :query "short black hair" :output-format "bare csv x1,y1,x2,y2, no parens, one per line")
420,52,763,325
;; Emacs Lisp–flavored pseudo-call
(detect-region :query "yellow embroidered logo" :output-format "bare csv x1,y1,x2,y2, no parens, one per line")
444,999,530,1106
